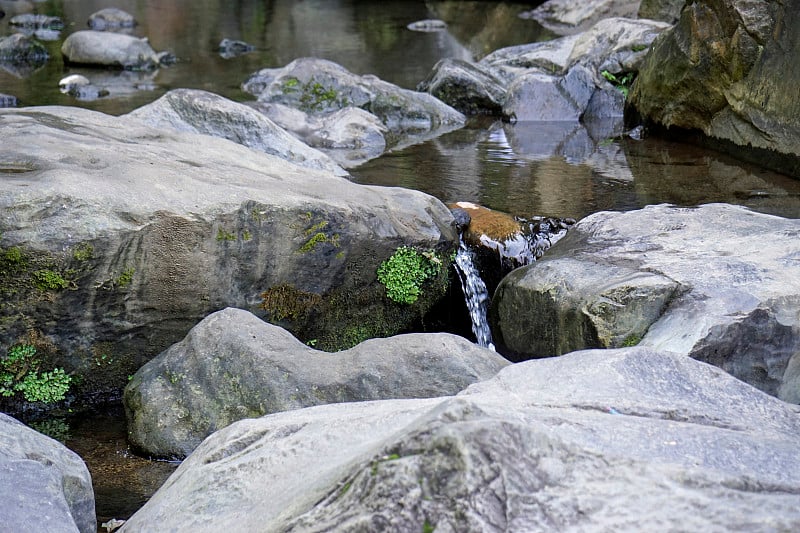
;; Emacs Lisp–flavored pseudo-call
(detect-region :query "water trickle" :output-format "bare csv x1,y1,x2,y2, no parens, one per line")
454,237,495,351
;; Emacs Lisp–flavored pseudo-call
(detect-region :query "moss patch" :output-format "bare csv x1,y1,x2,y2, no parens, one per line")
260,284,322,322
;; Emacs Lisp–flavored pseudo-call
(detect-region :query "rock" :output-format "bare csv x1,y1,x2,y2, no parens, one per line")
121,347,800,532
124,307,509,458
87,8,137,31
0,106,457,407
61,30,172,70
0,413,95,533
58,74,109,100
9,13,64,40
0,33,49,75
492,203,800,401
628,0,800,175
503,65,595,121
125,89,347,176
417,58,507,116
637,0,684,23
57,68,158,100
480,34,581,82
218,38,254,59
519,0,641,35
242,57,465,139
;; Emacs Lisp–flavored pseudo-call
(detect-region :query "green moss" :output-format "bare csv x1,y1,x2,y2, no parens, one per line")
4,246,24,265
72,243,94,262
299,232,329,253
377,246,442,305
33,269,69,291
216,227,236,242
296,78,348,112
242,229,252,241
260,284,321,321
622,334,641,347
115,267,135,289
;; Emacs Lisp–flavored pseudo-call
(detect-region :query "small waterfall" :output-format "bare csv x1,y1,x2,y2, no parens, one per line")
454,237,495,351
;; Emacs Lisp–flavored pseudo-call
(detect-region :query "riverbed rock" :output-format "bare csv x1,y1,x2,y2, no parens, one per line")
417,58,507,116
0,413,95,533
492,203,800,401
628,0,800,176
637,0,684,23
519,0,641,35
61,30,171,70
125,307,509,458
121,347,800,532
0,106,457,407
0,93,17,107
242,57,465,146
125,89,347,176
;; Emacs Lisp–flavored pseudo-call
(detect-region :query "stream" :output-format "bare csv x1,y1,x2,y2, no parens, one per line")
2,0,800,527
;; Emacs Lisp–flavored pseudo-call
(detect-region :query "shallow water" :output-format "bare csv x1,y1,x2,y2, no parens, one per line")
2,0,799,527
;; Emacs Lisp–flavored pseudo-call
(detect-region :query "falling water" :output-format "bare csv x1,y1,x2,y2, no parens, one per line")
454,237,495,351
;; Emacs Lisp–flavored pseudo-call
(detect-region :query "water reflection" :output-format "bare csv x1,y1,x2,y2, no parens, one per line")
350,120,800,220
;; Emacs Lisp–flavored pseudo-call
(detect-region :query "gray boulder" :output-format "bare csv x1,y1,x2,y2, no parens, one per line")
125,89,347,176
124,307,509,458
492,203,800,401
417,58,507,116
0,33,49,76
121,347,800,532
0,413,95,533
0,106,457,406
504,65,595,121
637,0,685,23
61,30,171,70
242,57,465,142
246,101,389,169
519,0,641,35
87,8,137,31
628,0,800,175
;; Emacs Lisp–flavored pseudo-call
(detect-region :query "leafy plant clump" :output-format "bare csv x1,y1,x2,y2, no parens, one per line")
601,70,635,98
0,344,72,404
377,246,442,305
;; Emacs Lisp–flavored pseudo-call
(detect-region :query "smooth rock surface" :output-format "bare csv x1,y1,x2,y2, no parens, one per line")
125,308,509,458
417,58,507,116
0,413,95,533
126,89,347,176
520,0,641,35
61,30,167,69
492,203,800,400
122,347,800,532
0,106,457,403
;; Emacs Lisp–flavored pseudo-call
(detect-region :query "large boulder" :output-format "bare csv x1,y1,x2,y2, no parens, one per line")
125,89,347,176
0,106,457,408
121,347,800,531
0,33,49,76
242,57,465,156
61,30,171,69
416,58,508,116
125,307,509,458
520,0,642,35
628,0,800,176
0,413,95,533
492,203,800,401
637,0,685,23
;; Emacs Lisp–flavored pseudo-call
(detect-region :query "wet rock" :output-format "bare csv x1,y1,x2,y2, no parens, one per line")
126,89,347,176
242,57,465,140
121,347,800,532
87,8,136,31
125,308,509,458
61,30,172,70
637,0,684,23
0,106,457,407
0,33,48,75
9,13,63,40
492,203,800,402
504,65,595,121
629,0,800,176
417,58,507,116
0,413,95,533
519,0,641,35
218,38,254,59
406,19,447,32
58,68,158,100
58,74,109,100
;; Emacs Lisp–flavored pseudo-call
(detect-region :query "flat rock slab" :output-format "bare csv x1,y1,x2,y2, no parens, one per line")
124,308,509,458
121,347,800,532
492,203,800,401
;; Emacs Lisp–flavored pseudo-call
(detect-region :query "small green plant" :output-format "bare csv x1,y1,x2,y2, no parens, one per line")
216,228,237,242
72,243,94,262
33,269,69,291
115,267,135,288
0,344,72,404
622,334,641,347
377,246,441,305
4,246,24,264
423,520,435,533
242,229,252,241
601,70,635,98
297,78,348,112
